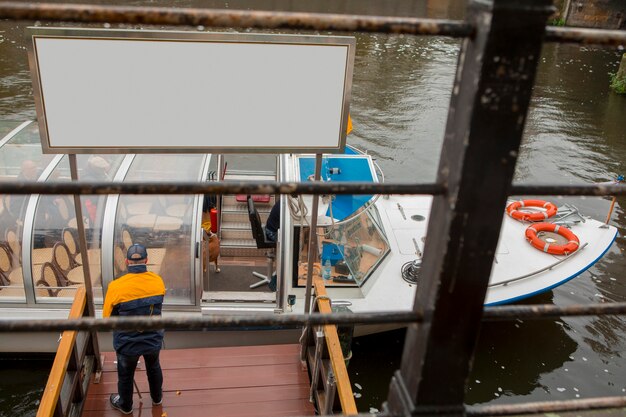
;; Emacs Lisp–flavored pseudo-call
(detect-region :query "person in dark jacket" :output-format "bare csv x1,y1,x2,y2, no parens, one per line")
265,199,281,242
104,244,166,414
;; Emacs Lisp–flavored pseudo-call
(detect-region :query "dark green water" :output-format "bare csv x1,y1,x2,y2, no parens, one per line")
0,0,625,414
0,357,52,417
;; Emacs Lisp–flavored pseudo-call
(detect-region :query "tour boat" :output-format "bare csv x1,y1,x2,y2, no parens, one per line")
0,28,619,351
0,120,618,351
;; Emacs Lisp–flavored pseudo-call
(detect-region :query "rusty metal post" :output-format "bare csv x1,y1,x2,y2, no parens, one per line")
68,155,102,372
385,0,553,415
301,154,323,362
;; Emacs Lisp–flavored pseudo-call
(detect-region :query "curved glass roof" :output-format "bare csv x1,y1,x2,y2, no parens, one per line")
0,122,209,307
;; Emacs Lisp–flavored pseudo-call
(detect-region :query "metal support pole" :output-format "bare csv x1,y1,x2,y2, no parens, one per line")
385,0,553,415
69,154,102,372
324,369,337,415
309,329,325,402
301,154,323,361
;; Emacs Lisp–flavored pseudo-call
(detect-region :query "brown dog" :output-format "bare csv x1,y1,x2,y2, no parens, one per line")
208,232,220,273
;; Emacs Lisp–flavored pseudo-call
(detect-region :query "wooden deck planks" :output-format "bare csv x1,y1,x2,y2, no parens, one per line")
84,344,315,417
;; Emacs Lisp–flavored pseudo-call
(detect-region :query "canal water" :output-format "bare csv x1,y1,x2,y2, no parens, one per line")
0,0,624,415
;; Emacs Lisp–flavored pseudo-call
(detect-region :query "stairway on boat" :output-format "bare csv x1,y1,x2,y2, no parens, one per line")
219,171,275,258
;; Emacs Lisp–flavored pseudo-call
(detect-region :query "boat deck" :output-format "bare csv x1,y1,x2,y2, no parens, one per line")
84,344,315,417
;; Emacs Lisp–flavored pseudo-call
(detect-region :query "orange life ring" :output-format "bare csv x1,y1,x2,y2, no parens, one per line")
525,222,580,255
506,199,558,222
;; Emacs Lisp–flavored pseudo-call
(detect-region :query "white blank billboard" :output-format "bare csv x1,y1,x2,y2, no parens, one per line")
27,28,355,154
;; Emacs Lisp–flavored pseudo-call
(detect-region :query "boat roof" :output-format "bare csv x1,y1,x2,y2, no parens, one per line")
296,154,378,221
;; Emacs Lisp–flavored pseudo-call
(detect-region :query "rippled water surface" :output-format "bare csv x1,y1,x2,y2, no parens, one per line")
0,357,51,417
0,0,624,413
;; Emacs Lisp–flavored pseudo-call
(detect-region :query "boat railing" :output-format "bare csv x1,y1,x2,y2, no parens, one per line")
489,242,588,288
36,286,100,417
304,278,358,415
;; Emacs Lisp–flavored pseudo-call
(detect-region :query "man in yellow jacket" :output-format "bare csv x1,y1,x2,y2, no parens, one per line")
104,244,166,414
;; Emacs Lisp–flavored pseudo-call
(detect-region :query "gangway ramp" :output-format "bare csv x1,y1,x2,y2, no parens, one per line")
84,344,314,417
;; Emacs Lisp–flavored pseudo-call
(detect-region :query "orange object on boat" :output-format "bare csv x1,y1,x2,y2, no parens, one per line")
210,208,218,233
525,222,580,255
506,199,557,222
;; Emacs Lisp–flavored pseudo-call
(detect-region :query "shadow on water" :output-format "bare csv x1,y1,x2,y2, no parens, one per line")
467,292,578,405
348,292,580,411
0,355,52,417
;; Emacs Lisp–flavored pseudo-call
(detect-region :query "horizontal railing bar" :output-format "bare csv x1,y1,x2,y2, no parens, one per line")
0,2,474,37
1,181,625,196
0,311,420,332
2,3,625,47
510,183,626,196
466,395,626,416
2,302,626,332
545,26,626,46
1,181,443,195
293,395,626,416
483,302,626,320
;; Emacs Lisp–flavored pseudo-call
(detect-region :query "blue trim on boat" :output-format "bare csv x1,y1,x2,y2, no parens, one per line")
485,229,618,306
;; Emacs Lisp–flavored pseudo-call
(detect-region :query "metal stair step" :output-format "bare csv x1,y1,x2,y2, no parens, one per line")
221,229,254,240
220,238,257,247
222,194,275,207
223,173,276,181
221,221,250,230
221,202,271,214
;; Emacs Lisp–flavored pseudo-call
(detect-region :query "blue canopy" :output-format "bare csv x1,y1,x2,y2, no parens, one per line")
298,155,376,221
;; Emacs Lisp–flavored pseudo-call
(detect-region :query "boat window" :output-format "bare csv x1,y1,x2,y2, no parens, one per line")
0,123,54,302
32,155,124,303
0,121,24,139
114,154,205,305
296,205,390,287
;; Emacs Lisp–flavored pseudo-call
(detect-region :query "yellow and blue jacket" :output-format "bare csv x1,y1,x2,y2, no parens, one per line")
103,265,166,355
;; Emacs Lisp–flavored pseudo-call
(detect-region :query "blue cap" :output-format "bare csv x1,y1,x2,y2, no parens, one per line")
127,244,148,261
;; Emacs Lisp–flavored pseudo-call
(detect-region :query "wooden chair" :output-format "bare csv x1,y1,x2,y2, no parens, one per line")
121,228,133,251
0,244,12,280
52,242,75,284
62,228,79,262
5,228,21,264
36,262,62,297
114,246,126,277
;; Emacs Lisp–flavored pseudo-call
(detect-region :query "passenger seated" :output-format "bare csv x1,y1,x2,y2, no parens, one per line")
265,199,280,243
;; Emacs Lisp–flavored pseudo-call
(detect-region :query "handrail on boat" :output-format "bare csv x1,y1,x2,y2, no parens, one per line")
37,287,98,417
489,242,588,288
307,278,358,416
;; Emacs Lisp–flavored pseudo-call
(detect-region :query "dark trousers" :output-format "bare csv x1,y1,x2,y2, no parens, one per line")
116,350,163,409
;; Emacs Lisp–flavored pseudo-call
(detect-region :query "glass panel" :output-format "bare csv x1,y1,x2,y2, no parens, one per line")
0,123,53,302
0,121,23,140
32,155,124,303
296,206,389,287
113,155,205,305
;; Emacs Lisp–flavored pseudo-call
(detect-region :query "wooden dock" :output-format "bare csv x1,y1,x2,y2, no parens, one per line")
84,344,315,417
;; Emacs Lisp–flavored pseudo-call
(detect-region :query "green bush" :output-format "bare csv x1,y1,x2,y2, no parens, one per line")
609,72,626,95
549,18,566,26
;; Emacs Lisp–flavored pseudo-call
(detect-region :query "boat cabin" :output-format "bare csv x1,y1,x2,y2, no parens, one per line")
0,120,391,316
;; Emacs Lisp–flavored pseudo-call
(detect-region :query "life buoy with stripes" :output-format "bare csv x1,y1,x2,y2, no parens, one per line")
506,199,558,222
525,222,580,255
